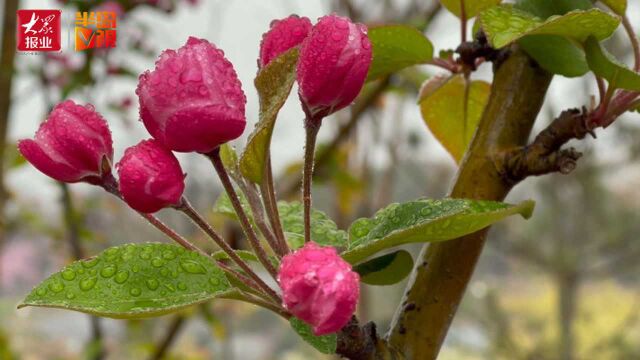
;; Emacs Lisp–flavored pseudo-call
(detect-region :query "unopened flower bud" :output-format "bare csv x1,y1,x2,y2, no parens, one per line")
278,242,360,335
136,37,246,153
18,100,113,184
297,14,372,120
259,15,312,68
116,139,185,213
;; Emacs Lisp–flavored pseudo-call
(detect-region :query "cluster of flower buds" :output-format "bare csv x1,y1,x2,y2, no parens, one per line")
19,12,370,336
259,14,372,121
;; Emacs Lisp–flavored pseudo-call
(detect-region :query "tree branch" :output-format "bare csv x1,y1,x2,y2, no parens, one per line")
386,48,553,359
496,108,594,183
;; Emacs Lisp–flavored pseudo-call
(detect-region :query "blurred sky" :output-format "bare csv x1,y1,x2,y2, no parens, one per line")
5,0,640,214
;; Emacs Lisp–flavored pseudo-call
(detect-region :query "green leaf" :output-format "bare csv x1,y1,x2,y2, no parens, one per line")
353,250,414,286
584,36,640,91
213,195,348,250
212,189,251,221
278,201,348,250
19,243,231,318
479,6,620,49
518,35,589,77
440,0,502,19
290,317,337,354
600,0,627,15
419,74,491,163
239,48,299,183
367,25,434,81
342,199,535,264
219,143,239,172
515,0,592,18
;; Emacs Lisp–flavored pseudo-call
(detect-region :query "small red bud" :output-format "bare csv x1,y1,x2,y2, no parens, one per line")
18,100,114,184
116,139,185,213
297,14,372,120
259,15,312,68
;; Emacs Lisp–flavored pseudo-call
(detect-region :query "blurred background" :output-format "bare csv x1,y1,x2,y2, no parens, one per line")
1,0,639,359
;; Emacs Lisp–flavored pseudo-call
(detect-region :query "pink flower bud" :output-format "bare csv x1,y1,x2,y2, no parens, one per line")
136,37,247,153
297,14,372,120
116,139,185,213
278,242,360,335
259,15,312,68
18,100,113,184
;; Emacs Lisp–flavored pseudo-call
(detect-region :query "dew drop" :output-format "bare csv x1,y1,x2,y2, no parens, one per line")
66,293,76,300
180,260,206,274
36,288,47,296
80,277,97,291
49,281,65,293
151,258,164,268
129,288,142,297
82,258,99,268
162,250,176,260
62,269,77,281
139,251,152,260
146,279,159,290
177,282,187,291
132,264,140,273
209,277,220,286
100,265,117,278
114,270,130,284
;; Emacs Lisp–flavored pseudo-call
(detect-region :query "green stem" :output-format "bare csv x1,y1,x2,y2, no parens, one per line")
303,117,321,244
261,157,289,254
206,149,280,281
176,197,280,302
236,179,282,257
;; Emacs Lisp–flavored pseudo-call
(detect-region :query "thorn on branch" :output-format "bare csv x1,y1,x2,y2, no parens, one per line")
496,108,594,183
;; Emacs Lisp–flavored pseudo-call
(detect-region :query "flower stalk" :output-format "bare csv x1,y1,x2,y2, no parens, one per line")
206,148,279,280
302,116,321,244
176,197,280,302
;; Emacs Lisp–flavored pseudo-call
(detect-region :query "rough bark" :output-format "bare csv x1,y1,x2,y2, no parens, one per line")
385,48,553,359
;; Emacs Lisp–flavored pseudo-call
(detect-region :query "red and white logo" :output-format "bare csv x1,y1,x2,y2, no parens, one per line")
16,9,62,52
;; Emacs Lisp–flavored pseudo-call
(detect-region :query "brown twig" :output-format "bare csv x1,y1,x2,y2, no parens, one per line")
148,315,186,360
496,108,593,183
622,15,640,71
